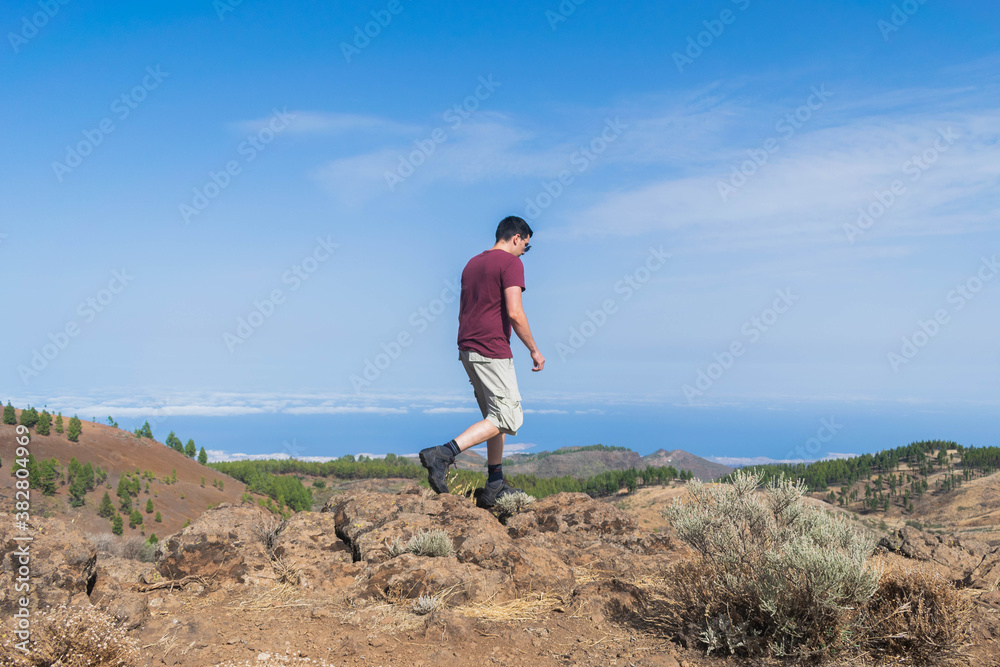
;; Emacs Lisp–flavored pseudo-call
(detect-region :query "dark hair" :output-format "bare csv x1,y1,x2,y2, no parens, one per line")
495,216,533,242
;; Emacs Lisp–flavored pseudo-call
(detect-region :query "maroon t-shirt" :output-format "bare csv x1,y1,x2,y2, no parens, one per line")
457,249,525,359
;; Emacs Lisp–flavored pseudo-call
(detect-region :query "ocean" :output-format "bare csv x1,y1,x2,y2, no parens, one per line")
116,400,1000,465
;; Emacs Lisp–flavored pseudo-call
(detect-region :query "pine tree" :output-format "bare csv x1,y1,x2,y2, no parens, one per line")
54,412,64,433
135,421,153,439
171,468,177,483
67,415,82,442
39,459,58,495
2,402,15,425
154,511,162,522
165,431,182,452
69,476,87,507
112,514,124,535
36,410,51,435
185,439,196,458
19,406,39,428
129,509,143,528
198,447,208,465
146,498,154,513
98,492,116,518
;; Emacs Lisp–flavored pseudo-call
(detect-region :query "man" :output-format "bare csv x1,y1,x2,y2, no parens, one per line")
419,216,545,509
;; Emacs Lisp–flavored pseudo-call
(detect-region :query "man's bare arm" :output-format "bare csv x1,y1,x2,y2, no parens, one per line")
504,285,545,371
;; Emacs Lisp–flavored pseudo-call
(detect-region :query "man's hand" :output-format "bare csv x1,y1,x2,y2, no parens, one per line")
530,350,545,372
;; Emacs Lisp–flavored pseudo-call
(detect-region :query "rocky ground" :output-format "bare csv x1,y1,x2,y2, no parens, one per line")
2,479,999,666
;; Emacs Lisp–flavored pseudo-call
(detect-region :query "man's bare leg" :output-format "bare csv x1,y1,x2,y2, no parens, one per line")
485,431,504,466
453,419,500,452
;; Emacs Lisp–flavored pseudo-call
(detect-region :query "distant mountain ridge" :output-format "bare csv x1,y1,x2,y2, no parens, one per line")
453,445,733,481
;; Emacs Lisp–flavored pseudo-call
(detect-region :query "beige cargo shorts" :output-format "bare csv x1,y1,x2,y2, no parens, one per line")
459,349,524,436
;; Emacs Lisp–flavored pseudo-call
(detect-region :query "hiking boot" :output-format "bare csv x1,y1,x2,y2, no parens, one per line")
419,445,455,494
476,477,523,509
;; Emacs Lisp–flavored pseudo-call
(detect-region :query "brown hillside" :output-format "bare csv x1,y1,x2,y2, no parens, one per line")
502,446,643,478
642,449,733,481
0,413,246,539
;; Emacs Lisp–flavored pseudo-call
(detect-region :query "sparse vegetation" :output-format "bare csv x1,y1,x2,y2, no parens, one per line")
494,491,536,518
859,555,972,663
659,469,880,658
388,530,454,558
412,594,442,615
0,603,140,666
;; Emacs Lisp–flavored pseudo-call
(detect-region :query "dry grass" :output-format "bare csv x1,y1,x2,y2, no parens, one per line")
452,592,562,622
223,582,311,610
858,554,974,665
0,604,140,667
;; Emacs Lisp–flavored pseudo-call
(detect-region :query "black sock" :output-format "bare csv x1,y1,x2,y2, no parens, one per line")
487,464,503,483
445,439,460,456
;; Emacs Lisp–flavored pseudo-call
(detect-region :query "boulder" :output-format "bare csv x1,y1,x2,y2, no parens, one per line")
155,502,278,587
363,553,506,604
88,563,150,630
271,511,361,592
0,513,97,615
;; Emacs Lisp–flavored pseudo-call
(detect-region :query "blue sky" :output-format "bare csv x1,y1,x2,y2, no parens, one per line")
2,1,999,460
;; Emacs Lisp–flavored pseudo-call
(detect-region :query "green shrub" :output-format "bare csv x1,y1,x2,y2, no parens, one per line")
660,469,880,658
